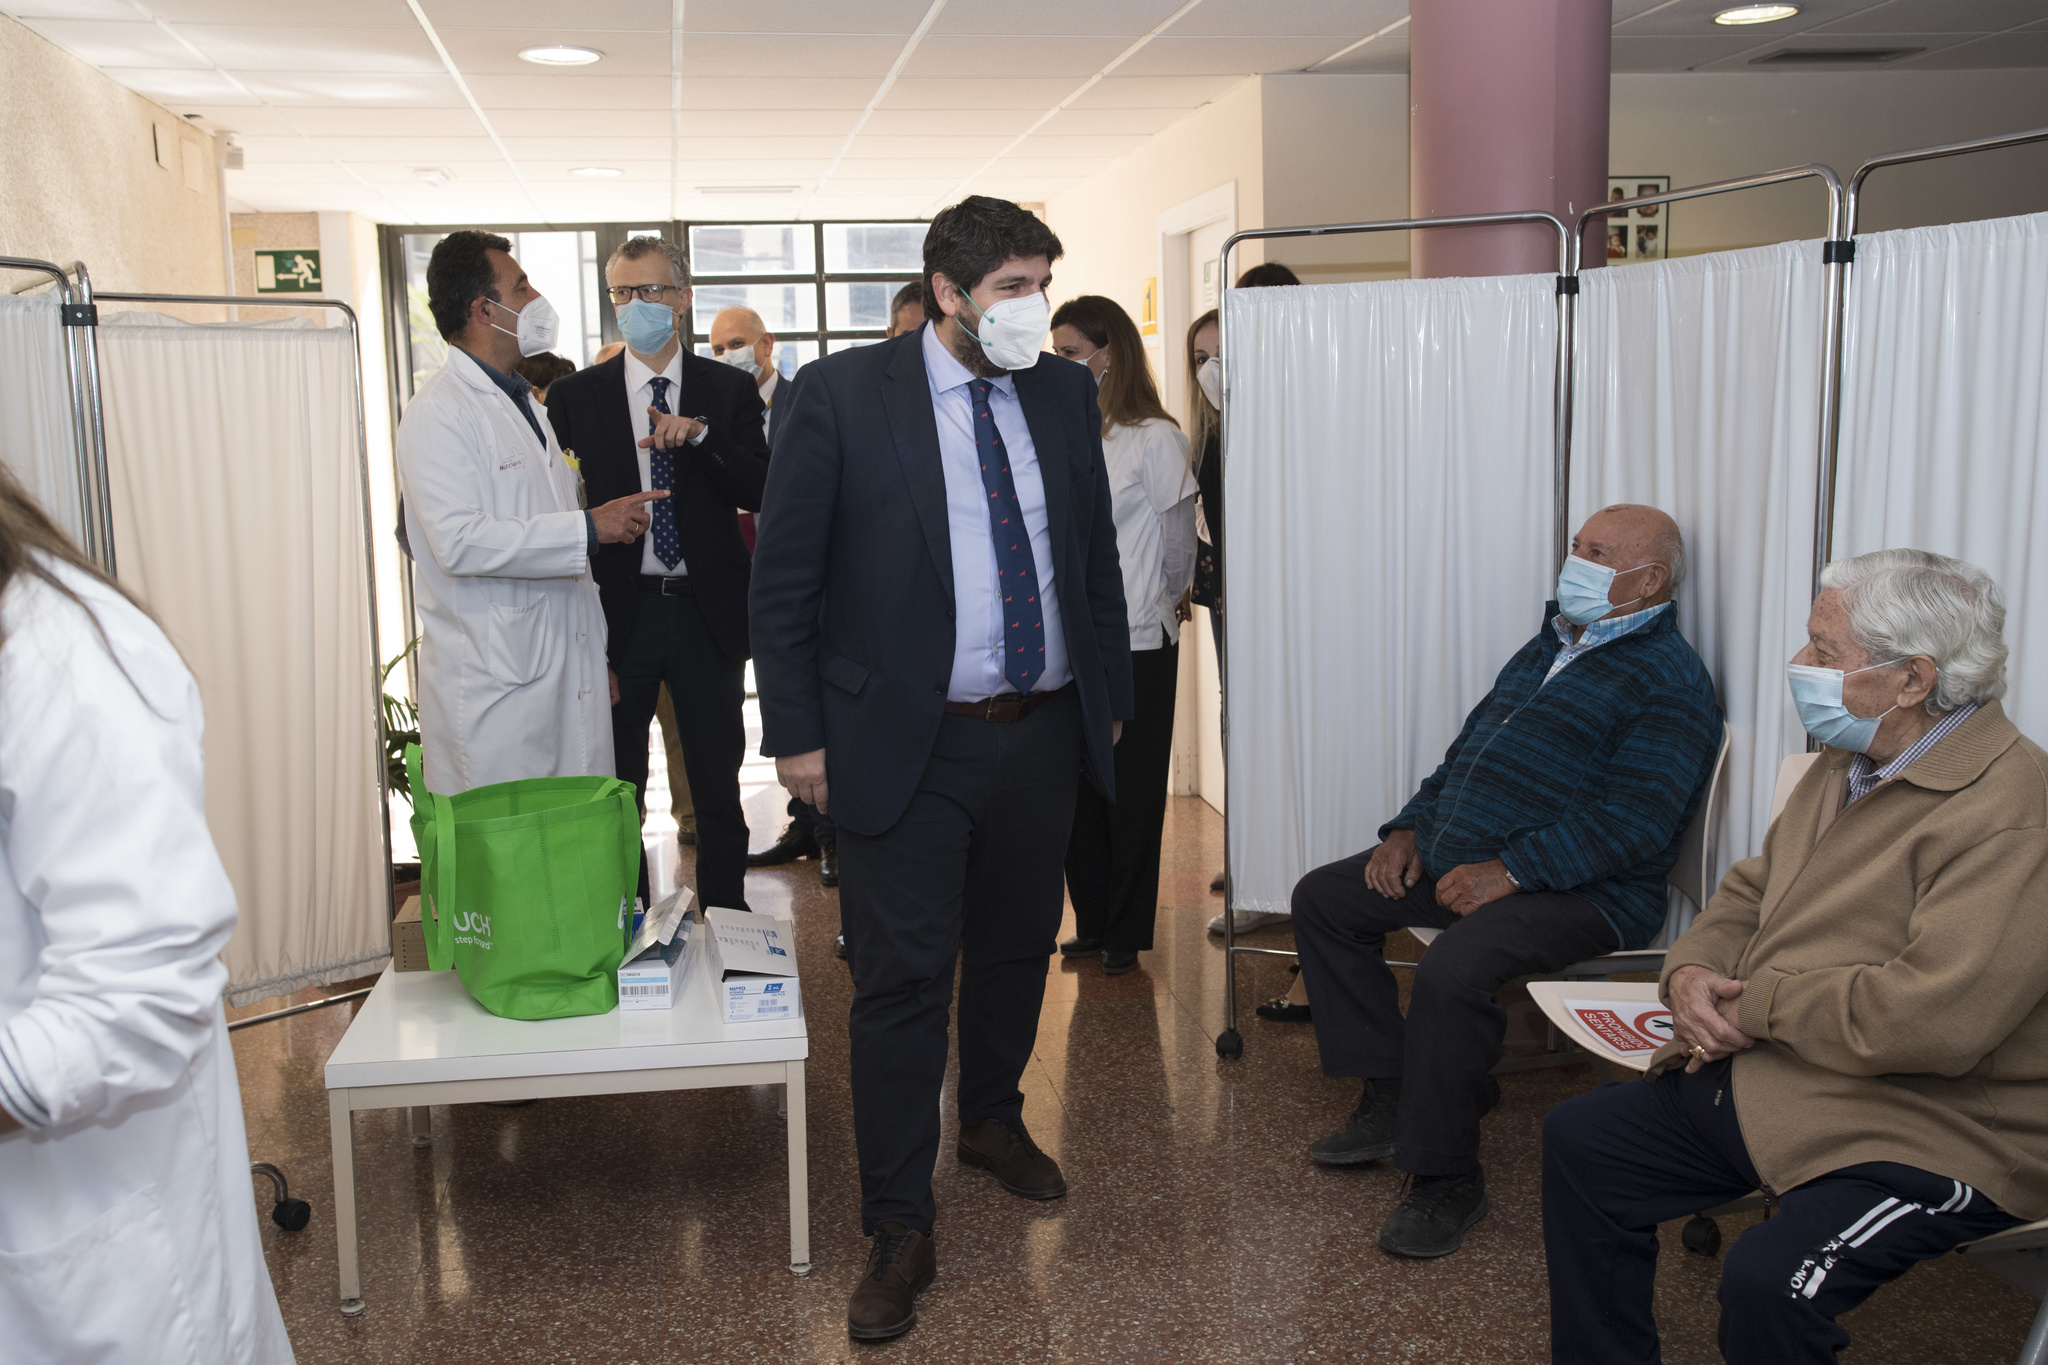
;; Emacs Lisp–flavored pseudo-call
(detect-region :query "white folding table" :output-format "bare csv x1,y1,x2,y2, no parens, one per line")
323,955,809,1316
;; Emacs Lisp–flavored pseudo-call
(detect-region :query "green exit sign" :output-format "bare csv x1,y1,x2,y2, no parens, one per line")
255,249,321,293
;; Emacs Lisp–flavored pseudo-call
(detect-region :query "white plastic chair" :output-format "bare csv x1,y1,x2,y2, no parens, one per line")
1960,1223,2048,1365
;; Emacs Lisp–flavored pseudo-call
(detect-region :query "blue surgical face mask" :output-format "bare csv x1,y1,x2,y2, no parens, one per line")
1556,554,1654,626
615,299,676,355
1787,660,1903,753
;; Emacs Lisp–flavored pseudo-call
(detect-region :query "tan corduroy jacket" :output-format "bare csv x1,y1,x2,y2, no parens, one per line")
1650,701,2048,1219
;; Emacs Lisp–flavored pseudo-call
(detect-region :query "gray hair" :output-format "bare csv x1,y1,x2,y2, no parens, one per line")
1820,548,2008,713
606,235,690,288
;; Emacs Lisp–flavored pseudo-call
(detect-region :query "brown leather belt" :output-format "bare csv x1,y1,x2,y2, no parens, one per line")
943,685,1068,723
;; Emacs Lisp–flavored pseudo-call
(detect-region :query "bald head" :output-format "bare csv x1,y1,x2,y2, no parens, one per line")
709,305,775,381
1570,504,1685,616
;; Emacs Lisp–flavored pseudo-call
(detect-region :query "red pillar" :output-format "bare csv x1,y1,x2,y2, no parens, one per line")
1410,0,1611,278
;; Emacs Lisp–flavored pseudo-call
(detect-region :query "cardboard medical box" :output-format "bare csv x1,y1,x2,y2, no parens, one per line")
704,907,801,1024
617,922,691,1011
392,896,434,972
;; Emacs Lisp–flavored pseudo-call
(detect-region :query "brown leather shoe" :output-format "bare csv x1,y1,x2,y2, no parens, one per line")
956,1118,1067,1200
847,1222,935,1341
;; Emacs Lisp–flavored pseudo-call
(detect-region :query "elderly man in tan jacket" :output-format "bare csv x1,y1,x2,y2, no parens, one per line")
1542,548,2047,1365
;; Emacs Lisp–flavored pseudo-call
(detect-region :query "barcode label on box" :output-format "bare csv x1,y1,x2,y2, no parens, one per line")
621,984,665,997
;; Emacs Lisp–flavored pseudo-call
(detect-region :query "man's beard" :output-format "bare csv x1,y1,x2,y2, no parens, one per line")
941,318,1007,379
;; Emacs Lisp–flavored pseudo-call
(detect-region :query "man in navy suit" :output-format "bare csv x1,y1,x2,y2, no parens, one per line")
544,236,770,913
751,197,1133,1341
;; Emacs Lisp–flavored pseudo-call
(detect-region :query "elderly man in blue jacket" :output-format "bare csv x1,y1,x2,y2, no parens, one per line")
1292,503,1722,1260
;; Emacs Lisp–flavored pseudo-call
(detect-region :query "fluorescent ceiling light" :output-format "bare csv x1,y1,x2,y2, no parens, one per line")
1714,4,1800,24
518,45,603,65
570,166,622,178
696,185,799,195
416,166,454,186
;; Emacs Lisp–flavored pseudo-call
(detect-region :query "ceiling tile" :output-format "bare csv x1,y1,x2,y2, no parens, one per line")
225,165,379,186
486,107,860,136
684,0,939,35
861,107,1042,136
1064,73,1247,106
671,137,846,159
283,106,487,137
881,77,1080,108
348,160,518,183
1814,0,2048,32
678,32,909,77
1007,133,1151,159
1901,31,2048,63
5,0,160,19
420,0,668,30
16,18,211,68
229,133,343,163
1610,0,1674,20
1171,0,1408,38
1609,34,1768,70
1315,32,1410,72
930,0,1179,36
239,71,468,105
831,158,990,179
464,73,675,108
904,34,1129,78
1114,34,1352,75
1617,0,1884,36
838,134,1016,158
153,0,417,22
1034,105,1187,135
433,29,674,76
318,136,507,161
177,24,444,72
172,104,303,133
1692,32,1975,67
994,156,1114,177
500,135,675,159
97,65,258,101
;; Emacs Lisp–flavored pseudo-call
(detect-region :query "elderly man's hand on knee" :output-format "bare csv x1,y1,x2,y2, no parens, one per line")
1434,859,1519,917
1364,830,1424,898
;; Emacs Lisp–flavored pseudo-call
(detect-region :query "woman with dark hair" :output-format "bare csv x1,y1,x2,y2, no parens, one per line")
514,350,577,403
1050,294,1195,975
0,464,292,1359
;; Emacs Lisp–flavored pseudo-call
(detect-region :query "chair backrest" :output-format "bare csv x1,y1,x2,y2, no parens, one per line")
1661,722,1734,936
1770,751,1822,823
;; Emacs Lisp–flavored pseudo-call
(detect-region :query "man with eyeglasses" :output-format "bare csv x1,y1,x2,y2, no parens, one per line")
544,236,771,914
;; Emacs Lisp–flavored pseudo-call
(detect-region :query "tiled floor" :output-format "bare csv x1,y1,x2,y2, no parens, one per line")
234,794,2038,1363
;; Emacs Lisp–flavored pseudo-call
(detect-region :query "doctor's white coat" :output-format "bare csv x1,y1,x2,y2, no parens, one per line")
397,347,614,796
0,560,293,1363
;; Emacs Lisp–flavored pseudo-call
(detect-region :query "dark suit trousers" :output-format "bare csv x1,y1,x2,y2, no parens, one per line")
788,794,836,842
1290,846,1616,1177
612,591,749,910
838,686,1082,1235
1065,641,1177,951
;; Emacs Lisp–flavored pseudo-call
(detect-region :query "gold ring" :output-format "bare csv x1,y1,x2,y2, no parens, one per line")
1688,1044,1707,1061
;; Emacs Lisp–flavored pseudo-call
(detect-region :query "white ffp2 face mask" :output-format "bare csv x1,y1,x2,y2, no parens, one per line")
1196,355,1222,409
959,290,1050,371
487,293,560,358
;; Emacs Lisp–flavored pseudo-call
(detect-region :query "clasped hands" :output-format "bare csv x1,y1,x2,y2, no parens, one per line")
1667,964,1753,1072
1363,829,1518,918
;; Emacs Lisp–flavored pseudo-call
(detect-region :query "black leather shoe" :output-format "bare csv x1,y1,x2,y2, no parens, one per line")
747,822,820,867
1060,935,1103,958
834,932,848,960
818,837,839,886
957,1118,1066,1200
1255,995,1312,1023
1379,1168,1489,1258
847,1221,936,1341
1308,1080,1399,1166
1102,949,1139,975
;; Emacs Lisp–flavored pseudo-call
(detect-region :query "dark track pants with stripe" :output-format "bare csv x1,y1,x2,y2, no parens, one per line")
1543,1058,2019,1363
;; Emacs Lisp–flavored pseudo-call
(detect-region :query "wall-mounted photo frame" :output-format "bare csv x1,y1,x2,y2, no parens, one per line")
1606,176,1671,262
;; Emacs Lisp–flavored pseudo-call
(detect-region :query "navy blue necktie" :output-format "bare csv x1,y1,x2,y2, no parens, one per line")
646,375,681,571
969,379,1044,695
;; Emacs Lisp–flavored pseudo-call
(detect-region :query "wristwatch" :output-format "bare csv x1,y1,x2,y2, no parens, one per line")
1501,864,1523,890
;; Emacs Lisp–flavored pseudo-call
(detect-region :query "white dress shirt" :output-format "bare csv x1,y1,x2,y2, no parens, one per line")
1102,416,1195,650
623,346,687,576
758,367,779,410
923,321,1071,701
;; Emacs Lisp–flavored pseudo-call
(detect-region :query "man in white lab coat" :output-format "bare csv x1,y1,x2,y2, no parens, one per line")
397,231,667,795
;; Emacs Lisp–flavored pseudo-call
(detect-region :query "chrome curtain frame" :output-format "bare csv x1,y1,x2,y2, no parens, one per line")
1,257,115,573
1210,212,1570,1060
93,291,397,968
1572,164,1847,599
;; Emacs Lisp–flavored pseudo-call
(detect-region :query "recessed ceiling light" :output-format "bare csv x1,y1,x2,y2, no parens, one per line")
519,44,603,65
570,166,623,178
416,167,454,187
1714,4,1800,24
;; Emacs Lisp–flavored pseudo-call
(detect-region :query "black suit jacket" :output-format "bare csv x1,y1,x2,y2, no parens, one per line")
546,351,770,664
749,329,1134,837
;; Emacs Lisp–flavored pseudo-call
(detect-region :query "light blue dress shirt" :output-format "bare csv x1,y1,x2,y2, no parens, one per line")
1543,601,1672,685
922,321,1071,701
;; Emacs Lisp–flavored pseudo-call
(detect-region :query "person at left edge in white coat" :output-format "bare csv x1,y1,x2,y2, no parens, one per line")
396,230,669,795
0,464,293,1363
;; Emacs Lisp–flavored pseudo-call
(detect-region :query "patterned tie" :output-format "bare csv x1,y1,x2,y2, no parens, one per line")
646,375,681,571
969,378,1044,695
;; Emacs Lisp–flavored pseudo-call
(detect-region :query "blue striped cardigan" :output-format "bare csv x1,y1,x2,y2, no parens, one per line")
1381,604,1723,950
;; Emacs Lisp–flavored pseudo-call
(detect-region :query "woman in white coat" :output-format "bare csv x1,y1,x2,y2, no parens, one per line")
0,466,293,1361
1050,296,1198,976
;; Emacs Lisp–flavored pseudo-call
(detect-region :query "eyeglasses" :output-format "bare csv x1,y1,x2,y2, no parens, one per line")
607,284,682,305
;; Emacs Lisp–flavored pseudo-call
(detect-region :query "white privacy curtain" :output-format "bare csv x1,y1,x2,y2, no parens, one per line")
1834,212,2048,740
1223,276,1555,915
99,313,387,1004
1572,240,1824,915
0,290,89,546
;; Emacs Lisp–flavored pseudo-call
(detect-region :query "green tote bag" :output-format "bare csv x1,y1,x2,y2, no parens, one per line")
406,745,642,1021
